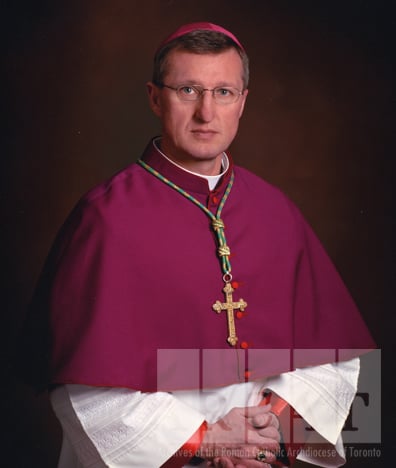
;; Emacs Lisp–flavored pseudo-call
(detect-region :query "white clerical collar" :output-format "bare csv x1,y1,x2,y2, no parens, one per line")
153,137,229,190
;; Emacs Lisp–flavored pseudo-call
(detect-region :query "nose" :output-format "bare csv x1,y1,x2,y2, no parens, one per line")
194,90,216,122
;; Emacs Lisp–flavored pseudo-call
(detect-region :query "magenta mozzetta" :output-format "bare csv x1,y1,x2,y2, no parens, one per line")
25,139,375,392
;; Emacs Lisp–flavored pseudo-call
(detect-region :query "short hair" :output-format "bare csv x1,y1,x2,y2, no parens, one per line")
152,30,249,90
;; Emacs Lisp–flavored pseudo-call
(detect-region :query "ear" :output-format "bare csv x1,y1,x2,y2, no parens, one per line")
238,88,249,119
147,82,162,117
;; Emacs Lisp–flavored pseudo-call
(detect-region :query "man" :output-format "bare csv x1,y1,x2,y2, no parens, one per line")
23,23,375,467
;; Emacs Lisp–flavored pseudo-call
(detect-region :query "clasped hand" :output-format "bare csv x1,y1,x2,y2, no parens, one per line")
198,404,280,467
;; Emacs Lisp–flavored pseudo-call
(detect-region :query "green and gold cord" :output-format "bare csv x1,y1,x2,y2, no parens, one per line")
137,158,234,277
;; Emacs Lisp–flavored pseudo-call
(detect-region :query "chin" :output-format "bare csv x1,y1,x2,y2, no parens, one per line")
187,143,226,161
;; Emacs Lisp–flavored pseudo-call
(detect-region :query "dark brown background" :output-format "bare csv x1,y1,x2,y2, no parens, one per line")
3,1,394,466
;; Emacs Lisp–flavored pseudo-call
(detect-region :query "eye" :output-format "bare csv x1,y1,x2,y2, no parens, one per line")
215,88,233,97
179,86,198,96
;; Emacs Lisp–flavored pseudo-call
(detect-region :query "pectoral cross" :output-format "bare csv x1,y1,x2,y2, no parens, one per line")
212,282,247,346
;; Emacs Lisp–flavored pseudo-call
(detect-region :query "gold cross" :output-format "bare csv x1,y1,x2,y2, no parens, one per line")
212,282,247,346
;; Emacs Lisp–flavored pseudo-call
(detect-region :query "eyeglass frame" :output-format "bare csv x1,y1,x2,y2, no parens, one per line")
157,83,244,104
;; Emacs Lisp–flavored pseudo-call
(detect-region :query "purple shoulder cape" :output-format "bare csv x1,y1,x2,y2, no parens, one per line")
23,139,375,392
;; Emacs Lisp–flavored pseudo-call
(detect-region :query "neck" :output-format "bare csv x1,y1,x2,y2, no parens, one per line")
157,140,223,176
153,138,229,190
176,157,223,176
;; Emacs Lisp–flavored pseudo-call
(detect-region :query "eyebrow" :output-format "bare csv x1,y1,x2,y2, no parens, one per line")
172,80,240,88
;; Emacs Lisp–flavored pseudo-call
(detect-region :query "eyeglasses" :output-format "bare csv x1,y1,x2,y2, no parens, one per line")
160,84,243,105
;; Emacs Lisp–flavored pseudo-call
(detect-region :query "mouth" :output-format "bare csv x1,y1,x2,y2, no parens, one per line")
191,129,217,138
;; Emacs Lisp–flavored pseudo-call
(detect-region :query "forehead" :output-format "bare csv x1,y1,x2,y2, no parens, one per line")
164,48,244,86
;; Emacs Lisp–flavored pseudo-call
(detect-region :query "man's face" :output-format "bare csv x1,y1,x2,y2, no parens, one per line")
147,48,248,175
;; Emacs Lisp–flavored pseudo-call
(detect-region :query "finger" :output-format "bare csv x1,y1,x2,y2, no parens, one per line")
251,412,279,429
256,426,281,442
252,447,279,465
254,448,277,465
212,457,235,468
219,454,275,468
215,456,255,468
233,460,272,468
228,445,279,465
240,405,272,418
246,430,281,450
